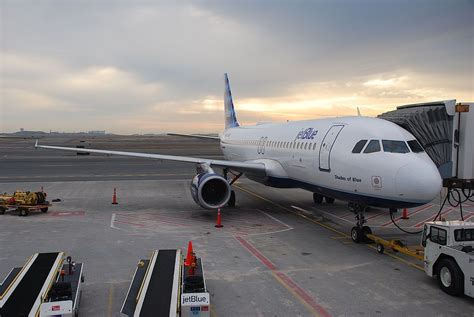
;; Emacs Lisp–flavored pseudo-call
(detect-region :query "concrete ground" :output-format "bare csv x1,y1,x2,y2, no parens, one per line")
0,135,473,316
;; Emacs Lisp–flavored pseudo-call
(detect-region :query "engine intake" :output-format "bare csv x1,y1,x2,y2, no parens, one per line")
190,166,231,209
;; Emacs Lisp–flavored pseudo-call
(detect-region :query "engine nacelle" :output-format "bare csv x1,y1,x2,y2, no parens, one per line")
190,167,231,209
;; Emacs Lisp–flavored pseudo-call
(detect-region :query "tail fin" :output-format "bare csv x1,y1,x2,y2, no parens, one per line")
224,73,240,129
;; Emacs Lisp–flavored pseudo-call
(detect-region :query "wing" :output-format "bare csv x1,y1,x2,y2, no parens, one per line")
167,133,220,140
34,141,266,177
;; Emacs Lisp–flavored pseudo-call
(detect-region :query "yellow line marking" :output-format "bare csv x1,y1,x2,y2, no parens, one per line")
107,282,114,317
210,304,218,317
234,184,424,272
270,271,320,317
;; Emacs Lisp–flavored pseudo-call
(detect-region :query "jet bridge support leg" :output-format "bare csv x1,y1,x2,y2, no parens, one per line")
349,203,372,243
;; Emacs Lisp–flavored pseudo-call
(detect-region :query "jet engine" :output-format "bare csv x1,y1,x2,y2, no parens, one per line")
190,164,231,209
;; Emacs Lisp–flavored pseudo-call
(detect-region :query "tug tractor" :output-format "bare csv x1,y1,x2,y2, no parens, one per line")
422,221,474,298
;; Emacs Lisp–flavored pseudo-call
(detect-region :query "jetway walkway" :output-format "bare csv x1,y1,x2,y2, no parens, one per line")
379,100,473,181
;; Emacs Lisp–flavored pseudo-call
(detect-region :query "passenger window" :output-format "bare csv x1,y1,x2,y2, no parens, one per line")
352,140,368,153
313,143,317,150
304,143,307,150
382,140,410,153
407,140,424,153
363,140,381,153
430,227,447,245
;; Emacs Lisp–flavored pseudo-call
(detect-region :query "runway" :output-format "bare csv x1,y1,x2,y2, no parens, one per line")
0,135,472,316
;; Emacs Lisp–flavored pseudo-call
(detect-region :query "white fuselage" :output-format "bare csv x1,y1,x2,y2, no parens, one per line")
220,116,442,208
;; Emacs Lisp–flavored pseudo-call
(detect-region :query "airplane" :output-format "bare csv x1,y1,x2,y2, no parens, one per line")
35,74,442,243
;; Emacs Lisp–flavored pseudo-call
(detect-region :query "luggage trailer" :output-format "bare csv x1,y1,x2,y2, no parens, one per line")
121,248,210,317
0,252,84,317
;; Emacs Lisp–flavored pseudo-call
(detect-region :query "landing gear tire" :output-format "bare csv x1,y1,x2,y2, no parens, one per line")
228,190,236,207
376,244,385,254
324,197,335,204
351,226,363,243
313,193,323,204
436,258,464,296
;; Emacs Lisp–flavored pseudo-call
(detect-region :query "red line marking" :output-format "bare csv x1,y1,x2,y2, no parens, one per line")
235,236,330,317
462,212,474,221
116,213,192,227
414,207,455,228
366,212,385,221
381,204,433,227
114,219,145,227
340,212,353,219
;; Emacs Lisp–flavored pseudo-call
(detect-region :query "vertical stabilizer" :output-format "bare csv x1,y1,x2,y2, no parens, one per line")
224,73,240,129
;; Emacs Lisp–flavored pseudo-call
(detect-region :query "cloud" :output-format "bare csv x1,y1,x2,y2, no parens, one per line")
1,1,473,133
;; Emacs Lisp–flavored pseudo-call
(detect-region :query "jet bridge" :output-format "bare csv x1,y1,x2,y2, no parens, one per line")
378,100,473,182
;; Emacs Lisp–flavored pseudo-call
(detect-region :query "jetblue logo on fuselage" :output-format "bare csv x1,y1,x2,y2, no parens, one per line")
295,128,318,140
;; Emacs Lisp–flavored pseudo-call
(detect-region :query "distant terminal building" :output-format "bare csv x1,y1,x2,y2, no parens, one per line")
88,130,106,135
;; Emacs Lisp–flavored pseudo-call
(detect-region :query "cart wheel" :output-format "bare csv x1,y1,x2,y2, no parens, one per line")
41,207,48,213
19,208,29,217
0,207,5,215
81,275,85,283
377,244,385,254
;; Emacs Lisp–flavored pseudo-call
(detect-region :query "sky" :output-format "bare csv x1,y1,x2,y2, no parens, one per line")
1,0,473,134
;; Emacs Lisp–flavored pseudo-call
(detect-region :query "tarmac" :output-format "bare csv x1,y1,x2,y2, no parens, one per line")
0,135,473,316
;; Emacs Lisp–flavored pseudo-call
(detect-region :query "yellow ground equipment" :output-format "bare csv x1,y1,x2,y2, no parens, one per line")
0,191,51,216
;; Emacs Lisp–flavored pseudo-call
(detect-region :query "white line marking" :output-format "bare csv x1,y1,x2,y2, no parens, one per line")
259,210,293,229
110,213,122,230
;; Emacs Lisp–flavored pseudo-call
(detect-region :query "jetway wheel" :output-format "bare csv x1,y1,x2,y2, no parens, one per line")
41,207,48,213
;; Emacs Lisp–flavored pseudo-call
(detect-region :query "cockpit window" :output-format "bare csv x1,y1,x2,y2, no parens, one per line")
352,140,368,153
407,140,424,153
363,140,381,153
382,140,410,153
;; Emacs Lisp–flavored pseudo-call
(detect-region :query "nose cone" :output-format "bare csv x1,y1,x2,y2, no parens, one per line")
396,160,442,203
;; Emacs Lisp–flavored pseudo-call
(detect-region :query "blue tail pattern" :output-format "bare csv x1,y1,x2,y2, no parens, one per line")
224,73,240,129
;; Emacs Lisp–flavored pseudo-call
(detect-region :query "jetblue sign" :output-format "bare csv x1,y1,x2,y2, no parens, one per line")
295,128,318,140
181,293,210,305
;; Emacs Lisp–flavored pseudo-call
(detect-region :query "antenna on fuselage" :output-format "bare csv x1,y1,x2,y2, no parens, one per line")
357,107,362,116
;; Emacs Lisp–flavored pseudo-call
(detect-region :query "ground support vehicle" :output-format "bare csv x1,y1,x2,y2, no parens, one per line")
368,221,474,298
0,253,84,316
121,244,210,317
0,191,51,216
422,221,474,297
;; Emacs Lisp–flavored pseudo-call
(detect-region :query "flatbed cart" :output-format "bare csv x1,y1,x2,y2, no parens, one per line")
0,191,52,216
0,252,84,316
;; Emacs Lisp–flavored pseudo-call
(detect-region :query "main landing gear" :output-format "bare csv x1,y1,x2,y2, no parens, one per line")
313,193,335,204
224,168,241,208
349,203,372,243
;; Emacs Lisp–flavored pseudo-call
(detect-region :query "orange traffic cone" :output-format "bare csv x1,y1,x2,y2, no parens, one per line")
215,208,223,228
112,188,118,205
401,208,409,219
185,241,194,267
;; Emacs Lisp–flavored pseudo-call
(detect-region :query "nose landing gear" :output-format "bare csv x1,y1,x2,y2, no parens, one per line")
349,203,372,243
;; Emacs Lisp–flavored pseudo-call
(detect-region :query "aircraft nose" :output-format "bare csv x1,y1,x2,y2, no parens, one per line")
395,160,442,203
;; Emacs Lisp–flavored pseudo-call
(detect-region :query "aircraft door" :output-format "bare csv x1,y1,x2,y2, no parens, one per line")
319,125,344,172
